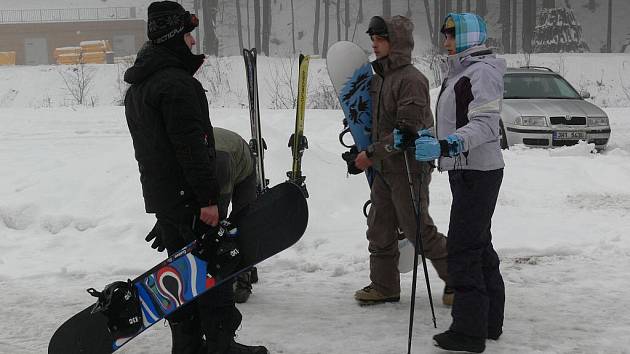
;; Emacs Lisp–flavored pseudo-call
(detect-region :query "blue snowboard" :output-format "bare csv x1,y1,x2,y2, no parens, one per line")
48,182,308,354
327,41,375,185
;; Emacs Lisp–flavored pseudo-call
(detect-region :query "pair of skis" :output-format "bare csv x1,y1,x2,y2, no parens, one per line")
242,48,311,196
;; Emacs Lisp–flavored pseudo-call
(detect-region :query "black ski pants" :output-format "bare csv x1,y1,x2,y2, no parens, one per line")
155,212,237,353
447,169,505,339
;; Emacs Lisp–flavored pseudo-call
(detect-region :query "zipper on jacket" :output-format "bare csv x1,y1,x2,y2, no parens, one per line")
435,78,448,171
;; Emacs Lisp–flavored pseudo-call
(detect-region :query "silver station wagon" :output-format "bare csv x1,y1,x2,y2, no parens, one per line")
500,67,611,150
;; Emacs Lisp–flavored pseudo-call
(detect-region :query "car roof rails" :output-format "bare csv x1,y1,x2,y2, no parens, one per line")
519,66,554,72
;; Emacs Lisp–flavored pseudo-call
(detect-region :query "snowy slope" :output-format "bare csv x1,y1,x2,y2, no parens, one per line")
1,104,630,353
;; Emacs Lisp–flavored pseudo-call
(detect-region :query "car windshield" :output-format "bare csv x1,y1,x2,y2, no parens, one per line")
503,73,581,99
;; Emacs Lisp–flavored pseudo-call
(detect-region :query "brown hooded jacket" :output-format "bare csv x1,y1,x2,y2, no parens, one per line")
368,16,433,174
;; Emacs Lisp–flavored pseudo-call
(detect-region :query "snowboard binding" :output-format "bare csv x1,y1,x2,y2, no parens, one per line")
87,280,142,338
341,145,363,175
195,220,242,280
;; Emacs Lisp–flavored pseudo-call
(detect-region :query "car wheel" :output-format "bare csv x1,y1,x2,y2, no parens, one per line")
499,119,509,150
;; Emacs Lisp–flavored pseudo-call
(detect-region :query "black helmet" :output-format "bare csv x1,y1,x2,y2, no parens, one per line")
366,16,388,37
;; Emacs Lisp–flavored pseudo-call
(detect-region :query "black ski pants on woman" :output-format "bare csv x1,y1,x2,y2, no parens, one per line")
447,169,505,340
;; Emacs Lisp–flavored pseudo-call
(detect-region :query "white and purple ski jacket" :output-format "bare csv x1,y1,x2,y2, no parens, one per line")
435,45,506,172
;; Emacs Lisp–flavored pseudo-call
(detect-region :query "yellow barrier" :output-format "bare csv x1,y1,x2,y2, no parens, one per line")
80,40,112,53
0,51,16,65
54,47,81,59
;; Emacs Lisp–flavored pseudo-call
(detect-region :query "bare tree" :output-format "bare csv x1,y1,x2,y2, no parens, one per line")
262,0,271,55
500,0,511,53
313,0,321,55
511,0,517,53
439,0,446,26
236,0,244,52
358,0,363,23
291,0,296,54
246,0,251,48
59,58,95,106
382,0,391,17
323,0,331,57
254,0,261,50
522,0,536,53
606,0,612,53
423,0,435,45
202,0,219,55
476,0,487,18
197,56,233,102
434,0,440,47
115,56,134,105
345,0,350,40
336,0,341,41
266,56,298,109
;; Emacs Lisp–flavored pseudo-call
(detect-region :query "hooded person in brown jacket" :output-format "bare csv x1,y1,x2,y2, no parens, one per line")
353,15,451,305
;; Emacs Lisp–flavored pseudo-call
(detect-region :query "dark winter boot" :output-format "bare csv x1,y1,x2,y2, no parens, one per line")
487,328,502,340
205,306,268,354
234,272,253,304
433,330,486,353
249,267,258,284
220,340,268,354
168,316,204,354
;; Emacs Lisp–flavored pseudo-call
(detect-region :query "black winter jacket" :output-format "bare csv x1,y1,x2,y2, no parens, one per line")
124,42,219,215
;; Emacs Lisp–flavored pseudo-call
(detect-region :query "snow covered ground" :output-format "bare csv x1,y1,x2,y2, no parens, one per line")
1,103,630,353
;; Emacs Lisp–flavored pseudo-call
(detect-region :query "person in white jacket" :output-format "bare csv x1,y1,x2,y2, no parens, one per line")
409,13,506,353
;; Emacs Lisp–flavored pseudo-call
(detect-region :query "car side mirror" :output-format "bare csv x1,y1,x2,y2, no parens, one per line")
580,90,591,99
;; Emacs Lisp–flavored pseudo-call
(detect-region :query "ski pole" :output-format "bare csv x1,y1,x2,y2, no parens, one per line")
402,150,436,354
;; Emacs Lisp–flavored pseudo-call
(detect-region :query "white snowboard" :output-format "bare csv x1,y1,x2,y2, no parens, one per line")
397,238,415,273
326,41,370,95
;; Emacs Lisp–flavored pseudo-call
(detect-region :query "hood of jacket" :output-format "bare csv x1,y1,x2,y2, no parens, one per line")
373,15,414,75
124,41,204,84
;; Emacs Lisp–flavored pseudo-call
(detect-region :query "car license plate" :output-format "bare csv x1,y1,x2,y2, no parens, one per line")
553,131,587,140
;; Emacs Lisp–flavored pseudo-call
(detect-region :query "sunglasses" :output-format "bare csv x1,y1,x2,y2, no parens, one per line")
190,13,199,27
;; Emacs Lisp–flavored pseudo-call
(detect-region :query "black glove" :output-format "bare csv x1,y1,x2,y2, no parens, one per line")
145,223,166,252
341,146,363,175
394,121,420,150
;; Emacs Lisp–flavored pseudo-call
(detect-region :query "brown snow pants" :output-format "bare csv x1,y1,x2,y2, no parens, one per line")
366,165,448,295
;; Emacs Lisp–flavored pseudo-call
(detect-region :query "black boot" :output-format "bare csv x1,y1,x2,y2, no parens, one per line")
168,316,204,354
234,272,252,304
487,328,502,340
249,267,258,284
433,330,485,353
222,340,268,354
204,306,268,354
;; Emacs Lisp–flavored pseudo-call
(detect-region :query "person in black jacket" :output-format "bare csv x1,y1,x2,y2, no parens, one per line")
124,2,267,353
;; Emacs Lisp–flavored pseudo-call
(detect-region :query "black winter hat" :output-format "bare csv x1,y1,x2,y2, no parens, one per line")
366,16,388,38
147,1,198,45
